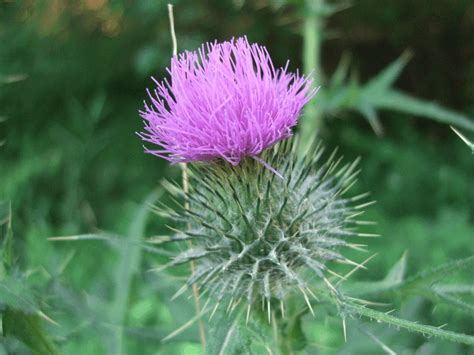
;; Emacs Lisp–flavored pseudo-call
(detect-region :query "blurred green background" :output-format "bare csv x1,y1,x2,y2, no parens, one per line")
1,0,473,354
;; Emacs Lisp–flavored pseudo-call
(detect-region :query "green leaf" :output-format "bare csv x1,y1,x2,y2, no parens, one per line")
110,188,163,354
285,312,307,352
323,52,474,133
370,90,474,131
0,276,39,313
366,51,412,92
432,284,474,295
3,309,59,355
0,201,13,272
430,289,474,317
356,101,383,136
330,53,351,87
344,301,474,346
383,251,408,286
346,256,474,297
207,308,250,355
402,255,474,289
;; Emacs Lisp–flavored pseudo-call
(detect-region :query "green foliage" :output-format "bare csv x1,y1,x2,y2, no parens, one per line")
344,301,474,346
206,309,250,355
321,52,474,135
3,310,58,355
0,202,59,354
110,188,163,354
1,0,473,353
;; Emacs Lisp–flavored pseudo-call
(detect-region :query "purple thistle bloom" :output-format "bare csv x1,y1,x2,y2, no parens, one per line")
139,37,317,166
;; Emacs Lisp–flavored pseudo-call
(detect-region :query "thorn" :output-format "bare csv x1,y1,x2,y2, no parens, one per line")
438,323,448,329
347,296,390,307
267,299,271,324
230,298,242,314
323,277,339,296
171,284,188,301
147,262,171,274
342,317,347,342
246,303,251,324
450,126,474,149
299,286,315,317
226,298,234,313
354,200,377,210
161,301,209,343
326,268,347,280
336,258,368,269
354,220,377,225
336,254,377,286
346,243,369,252
209,302,220,320
306,287,320,302
356,233,381,238
37,311,60,326
280,300,285,319
345,211,365,219
350,192,371,202
337,178,358,196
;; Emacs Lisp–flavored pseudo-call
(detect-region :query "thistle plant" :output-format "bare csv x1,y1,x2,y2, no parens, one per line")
137,27,474,353
139,34,376,349
2,2,474,355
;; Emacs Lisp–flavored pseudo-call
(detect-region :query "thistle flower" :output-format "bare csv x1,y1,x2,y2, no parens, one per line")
154,139,375,321
139,37,316,166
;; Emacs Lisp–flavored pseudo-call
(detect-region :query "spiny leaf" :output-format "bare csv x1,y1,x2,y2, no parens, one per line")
0,276,39,313
370,89,474,131
383,251,408,286
344,301,474,346
207,307,250,355
323,53,474,133
161,305,210,343
0,201,13,272
48,233,172,256
432,284,474,295
330,53,351,87
356,101,383,136
402,255,474,289
430,289,474,317
3,309,59,355
365,51,412,92
110,188,163,355
345,256,474,297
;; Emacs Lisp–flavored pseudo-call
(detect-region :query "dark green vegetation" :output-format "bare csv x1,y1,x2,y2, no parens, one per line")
1,1,473,354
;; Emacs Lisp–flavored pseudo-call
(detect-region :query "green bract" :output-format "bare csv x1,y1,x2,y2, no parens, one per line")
157,139,374,321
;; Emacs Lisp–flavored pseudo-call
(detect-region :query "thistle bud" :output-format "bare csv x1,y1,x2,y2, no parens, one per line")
158,139,372,321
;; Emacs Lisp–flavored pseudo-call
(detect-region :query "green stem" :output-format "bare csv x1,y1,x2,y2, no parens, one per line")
299,0,324,153
276,317,293,355
274,305,308,355
110,189,162,354
344,301,474,346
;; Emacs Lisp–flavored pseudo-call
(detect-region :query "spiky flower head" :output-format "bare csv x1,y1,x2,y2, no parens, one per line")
139,37,316,165
155,139,374,321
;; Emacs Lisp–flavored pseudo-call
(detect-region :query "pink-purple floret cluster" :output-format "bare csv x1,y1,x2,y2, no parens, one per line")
139,36,316,165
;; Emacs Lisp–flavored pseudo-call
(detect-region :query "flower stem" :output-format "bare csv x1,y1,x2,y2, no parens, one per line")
299,0,324,153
